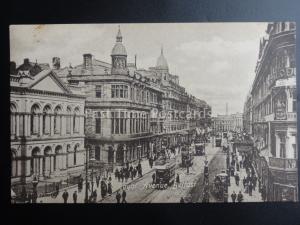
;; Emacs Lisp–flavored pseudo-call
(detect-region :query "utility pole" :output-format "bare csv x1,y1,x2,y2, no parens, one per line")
84,146,89,203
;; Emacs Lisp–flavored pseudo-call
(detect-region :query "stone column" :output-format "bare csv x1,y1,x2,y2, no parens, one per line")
51,155,55,173
24,115,28,137
61,115,66,135
80,116,84,135
113,150,116,164
25,159,31,177
70,115,74,135
38,157,42,177
39,115,43,136
50,115,54,136
16,114,20,137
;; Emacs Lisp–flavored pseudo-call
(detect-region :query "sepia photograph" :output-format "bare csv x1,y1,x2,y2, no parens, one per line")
9,22,297,204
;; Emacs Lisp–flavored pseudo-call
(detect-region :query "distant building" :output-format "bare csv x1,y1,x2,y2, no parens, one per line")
212,113,243,133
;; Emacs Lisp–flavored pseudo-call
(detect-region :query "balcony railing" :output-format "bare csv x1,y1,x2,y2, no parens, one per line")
269,157,298,170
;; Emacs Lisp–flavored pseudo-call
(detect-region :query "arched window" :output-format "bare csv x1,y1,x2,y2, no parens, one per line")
30,104,40,135
43,105,51,134
66,106,72,134
10,103,17,136
54,106,62,134
54,145,63,171
73,107,80,133
31,147,40,175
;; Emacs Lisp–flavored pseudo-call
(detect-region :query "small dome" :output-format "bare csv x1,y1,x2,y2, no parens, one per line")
111,26,127,56
156,48,168,70
111,42,127,56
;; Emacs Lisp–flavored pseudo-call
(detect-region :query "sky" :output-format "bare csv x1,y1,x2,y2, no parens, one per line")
10,23,268,116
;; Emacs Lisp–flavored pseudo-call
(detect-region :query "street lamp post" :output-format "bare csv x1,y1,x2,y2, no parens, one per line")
84,146,89,203
32,176,39,203
90,157,96,199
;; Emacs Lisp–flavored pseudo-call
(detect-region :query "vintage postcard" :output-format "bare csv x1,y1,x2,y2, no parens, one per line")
10,23,297,203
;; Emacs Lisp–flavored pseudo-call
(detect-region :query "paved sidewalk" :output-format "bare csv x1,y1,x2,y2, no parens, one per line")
227,167,262,202
38,158,153,203
227,146,262,203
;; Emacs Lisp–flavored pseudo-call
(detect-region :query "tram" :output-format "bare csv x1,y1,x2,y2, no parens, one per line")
154,158,176,189
181,147,194,167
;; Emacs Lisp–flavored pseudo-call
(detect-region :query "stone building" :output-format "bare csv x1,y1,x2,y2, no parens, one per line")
212,113,243,133
243,93,253,135
56,27,164,167
10,63,86,186
247,22,297,201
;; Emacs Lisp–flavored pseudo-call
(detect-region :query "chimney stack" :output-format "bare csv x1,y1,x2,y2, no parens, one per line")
10,61,17,74
52,57,61,70
83,53,92,70
24,58,29,65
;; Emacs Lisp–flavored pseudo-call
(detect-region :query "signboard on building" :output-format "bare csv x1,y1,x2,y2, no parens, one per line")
274,94,287,120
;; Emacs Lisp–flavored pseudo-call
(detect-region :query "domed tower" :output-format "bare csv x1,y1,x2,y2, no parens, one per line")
156,47,169,81
111,26,128,75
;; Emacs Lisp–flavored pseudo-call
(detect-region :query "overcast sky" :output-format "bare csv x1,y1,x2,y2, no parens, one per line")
10,23,267,116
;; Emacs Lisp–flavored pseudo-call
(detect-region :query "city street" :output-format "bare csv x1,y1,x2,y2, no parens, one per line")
100,142,220,203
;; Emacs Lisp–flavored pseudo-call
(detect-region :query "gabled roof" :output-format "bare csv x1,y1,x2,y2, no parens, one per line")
27,69,72,94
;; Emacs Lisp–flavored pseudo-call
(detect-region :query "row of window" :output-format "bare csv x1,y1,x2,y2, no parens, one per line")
94,85,159,104
94,112,150,135
10,113,80,137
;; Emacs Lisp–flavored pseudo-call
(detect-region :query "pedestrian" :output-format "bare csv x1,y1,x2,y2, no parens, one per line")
261,185,267,202
176,173,180,184
116,191,121,203
96,176,100,188
242,177,246,189
62,190,69,203
101,179,107,198
121,169,124,182
108,182,112,196
180,197,185,203
237,191,243,202
115,168,119,181
121,189,127,203
93,190,97,202
234,173,240,186
253,175,257,190
21,186,27,202
231,191,237,203
73,191,77,203
152,173,156,184
32,191,38,203
249,182,253,196
108,176,112,182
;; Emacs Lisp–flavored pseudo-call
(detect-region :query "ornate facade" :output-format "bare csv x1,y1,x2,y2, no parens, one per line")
246,22,297,201
212,113,243,133
10,65,86,186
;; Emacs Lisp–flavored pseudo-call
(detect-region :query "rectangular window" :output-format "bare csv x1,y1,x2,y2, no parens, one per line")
130,113,132,133
115,112,119,134
120,112,124,134
111,112,114,134
95,85,102,98
95,118,101,134
116,85,119,98
279,134,286,158
293,99,297,112
112,85,115,98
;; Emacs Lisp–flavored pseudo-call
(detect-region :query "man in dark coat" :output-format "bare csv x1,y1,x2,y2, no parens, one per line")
73,191,77,203
121,189,127,203
261,185,267,201
176,174,180,184
152,173,156,184
96,176,100,188
62,190,69,203
115,168,120,181
231,191,237,203
237,191,243,202
107,182,112,196
234,173,240,186
116,191,121,203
